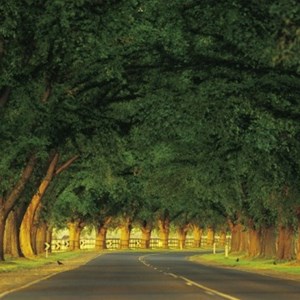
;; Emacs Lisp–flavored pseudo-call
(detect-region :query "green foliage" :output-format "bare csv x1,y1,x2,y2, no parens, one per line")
1,0,300,234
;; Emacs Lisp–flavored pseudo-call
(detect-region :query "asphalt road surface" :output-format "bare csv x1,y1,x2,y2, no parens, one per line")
1,251,300,300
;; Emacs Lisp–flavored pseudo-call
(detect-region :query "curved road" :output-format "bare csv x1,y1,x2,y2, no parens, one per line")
1,251,300,300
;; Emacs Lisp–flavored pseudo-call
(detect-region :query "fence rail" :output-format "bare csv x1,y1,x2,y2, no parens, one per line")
51,236,230,251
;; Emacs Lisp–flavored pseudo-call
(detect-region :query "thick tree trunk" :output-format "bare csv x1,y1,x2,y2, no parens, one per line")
229,221,243,253
295,211,300,263
95,217,111,250
192,224,203,248
177,225,189,249
218,229,227,247
158,217,170,249
35,222,48,255
20,153,78,258
276,224,295,260
68,222,77,251
68,220,84,251
239,230,249,253
4,211,20,258
0,216,5,261
140,221,152,249
120,217,132,249
296,211,300,262
0,155,36,261
31,222,38,255
95,227,107,250
75,228,82,249
206,227,215,246
4,217,12,256
260,225,276,258
20,154,59,257
46,226,53,246
31,200,45,255
248,227,261,257
297,235,300,261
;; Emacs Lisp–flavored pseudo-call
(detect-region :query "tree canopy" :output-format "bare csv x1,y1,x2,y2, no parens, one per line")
1,0,300,259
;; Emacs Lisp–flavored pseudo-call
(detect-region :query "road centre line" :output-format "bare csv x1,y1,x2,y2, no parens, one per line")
139,254,240,300
179,275,240,300
164,272,178,278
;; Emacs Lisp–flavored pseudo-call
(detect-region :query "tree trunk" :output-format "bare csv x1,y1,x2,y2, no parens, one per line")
0,216,5,261
69,222,77,251
75,228,82,249
0,155,36,261
206,226,215,246
31,200,45,255
276,224,295,260
35,222,48,255
192,224,203,248
228,221,243,253
4,211,20,258
296,211,300,262
158,217,170,249
20,153,59,257
248,226,261,257
239,230,249,253
20,153,79,258
260,225,276,258
140,221,152,249
177,224,189,249
218,230,227,247
68,220,84,251
95,227,108,250
120,217,132,249
296,229,300,263
95,217,111,250
46,226,53,246
4,215,12,256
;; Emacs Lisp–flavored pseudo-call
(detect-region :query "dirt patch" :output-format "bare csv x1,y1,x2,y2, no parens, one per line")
0,252,100,296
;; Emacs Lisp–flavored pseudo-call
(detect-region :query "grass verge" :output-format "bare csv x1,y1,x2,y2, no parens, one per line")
0,250,95,273
190,252,300,276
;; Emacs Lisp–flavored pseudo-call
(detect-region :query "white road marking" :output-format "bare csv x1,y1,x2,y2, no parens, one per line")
0,272,57,299
180,276,240,300
0,253,102,299
164,272,178,279
138,254,240,300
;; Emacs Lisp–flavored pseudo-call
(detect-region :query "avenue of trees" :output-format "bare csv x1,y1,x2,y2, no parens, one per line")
1,0,300,261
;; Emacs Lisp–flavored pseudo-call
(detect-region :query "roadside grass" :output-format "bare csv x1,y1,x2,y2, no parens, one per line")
0,250,96,273
190,252,300,276
0,248,206,273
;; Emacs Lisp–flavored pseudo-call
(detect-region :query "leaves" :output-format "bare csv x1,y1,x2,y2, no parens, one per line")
1,0,300,233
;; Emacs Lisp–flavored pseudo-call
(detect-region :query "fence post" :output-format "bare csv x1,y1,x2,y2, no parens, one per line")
225,243,229,258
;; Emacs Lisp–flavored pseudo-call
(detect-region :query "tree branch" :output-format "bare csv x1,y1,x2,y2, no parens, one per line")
4,154,37,214
54,155,80,176
41,84,52,103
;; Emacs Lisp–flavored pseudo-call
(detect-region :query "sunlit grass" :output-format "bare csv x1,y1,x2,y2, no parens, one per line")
190,252,300,275
0,250,96,273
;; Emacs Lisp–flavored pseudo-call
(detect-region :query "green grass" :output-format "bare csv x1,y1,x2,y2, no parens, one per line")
0,251,93,273
190,252,300,276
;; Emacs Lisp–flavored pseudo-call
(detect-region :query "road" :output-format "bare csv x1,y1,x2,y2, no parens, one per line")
1,251,300,300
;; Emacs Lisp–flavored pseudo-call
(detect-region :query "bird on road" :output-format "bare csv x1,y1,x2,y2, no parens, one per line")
57,260,63,265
